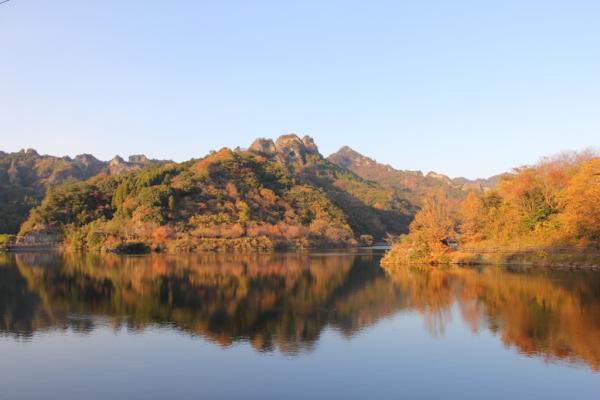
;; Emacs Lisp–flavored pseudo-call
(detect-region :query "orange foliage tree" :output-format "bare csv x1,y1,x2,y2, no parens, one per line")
383,191,456,264
560,158,600,243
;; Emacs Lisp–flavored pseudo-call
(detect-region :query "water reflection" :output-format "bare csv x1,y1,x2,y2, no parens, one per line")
0,252,599,370
0,251,401,354
384,265,600,371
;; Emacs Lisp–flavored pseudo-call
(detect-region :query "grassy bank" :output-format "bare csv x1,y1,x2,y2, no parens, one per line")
381,245,600,269
451,248,600,269
7,233,363,254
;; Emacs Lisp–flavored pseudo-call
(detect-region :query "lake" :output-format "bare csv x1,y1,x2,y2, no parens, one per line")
1,251,599,399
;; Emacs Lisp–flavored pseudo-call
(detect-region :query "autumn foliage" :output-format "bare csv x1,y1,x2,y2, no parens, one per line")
460,151,600,247
19,148,357,251
384,151,600,265
383,191,456,264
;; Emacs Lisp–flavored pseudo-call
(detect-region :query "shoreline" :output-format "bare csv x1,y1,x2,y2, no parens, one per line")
381,251,600,270
1,242,390,255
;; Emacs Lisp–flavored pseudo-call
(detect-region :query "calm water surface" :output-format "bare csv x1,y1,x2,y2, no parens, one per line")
0,251,599,399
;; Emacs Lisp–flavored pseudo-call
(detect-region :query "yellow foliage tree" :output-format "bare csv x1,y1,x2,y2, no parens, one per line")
458,192,484,242
383,191,456,264
560,158,600,243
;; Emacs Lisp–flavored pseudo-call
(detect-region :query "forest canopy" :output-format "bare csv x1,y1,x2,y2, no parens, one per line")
14,137,414,252
382,150,600,265
4,138,598,256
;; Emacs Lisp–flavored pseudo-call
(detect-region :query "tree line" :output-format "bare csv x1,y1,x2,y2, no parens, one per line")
383,150,600,265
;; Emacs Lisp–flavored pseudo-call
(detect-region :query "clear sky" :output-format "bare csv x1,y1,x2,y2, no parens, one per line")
1,0,598,178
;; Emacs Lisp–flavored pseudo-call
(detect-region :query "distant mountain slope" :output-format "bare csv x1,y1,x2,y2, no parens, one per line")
451,175,503,192
0,149,164,233
327,146,501,204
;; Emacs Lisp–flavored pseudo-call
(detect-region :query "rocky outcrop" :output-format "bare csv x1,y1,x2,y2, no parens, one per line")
249,134,321,167
108,156,131,175
74,154,106,176
274,134,320,165
128,154,150,164
108,155,163,175
249,138,277,155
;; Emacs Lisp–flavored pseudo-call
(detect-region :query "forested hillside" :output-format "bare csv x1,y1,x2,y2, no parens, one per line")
249,135,414,238
16,135,419,251
0,149,163,234
2,134,518,252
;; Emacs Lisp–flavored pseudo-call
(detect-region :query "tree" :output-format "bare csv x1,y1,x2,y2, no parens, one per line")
384,191,457,264
458,192,484,242
560,158,600,243
409,191,456,260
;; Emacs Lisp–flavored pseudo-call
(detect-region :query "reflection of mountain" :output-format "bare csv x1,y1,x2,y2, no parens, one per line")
0,252,403,354
1,253,599,370
384,265,600,371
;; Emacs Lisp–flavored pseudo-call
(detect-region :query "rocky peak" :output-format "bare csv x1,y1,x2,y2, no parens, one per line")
249,134,321,166
275,134,307,162
249,138,277,155
128,154,150,164
109,155,125,165
301,135,319,153
73,153,106,176
75,153,101,166
107,155,138,175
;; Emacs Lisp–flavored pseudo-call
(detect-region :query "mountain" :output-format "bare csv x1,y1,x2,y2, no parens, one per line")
327,146,500,204
248,135,414,238
0,149,165,234
15,135,418,251
6,135,503,251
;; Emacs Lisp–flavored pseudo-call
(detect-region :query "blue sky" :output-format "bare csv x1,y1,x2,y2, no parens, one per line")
1,0,598,178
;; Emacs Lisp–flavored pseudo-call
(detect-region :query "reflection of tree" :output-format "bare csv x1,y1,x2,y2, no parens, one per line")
1,252,404,354
384,265,600,370
2,253,599,370
0,254,48,334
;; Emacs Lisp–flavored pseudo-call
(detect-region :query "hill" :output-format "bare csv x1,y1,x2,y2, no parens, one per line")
6,134,510,252
248,135,414,238
0,149,163,234
17,142,345,251
15,135,422,251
